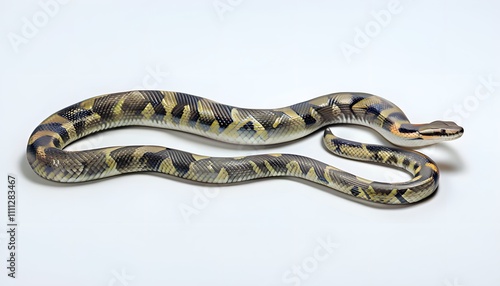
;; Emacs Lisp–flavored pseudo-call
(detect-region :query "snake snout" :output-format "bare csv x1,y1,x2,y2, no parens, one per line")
418,120,464,139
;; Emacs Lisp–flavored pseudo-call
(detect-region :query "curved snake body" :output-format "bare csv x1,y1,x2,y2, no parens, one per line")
27,91,463,204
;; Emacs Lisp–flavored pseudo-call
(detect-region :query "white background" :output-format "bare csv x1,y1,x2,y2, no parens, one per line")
1,0,499,285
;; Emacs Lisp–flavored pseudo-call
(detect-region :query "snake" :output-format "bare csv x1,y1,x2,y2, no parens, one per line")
26,90,463,204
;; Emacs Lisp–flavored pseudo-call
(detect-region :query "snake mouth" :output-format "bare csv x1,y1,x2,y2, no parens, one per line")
417,121,464,140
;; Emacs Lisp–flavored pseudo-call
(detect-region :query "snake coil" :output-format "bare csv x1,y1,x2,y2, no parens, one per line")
27,91,463,204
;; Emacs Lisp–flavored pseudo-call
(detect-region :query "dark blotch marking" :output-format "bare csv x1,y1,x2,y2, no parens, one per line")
238,122,257,137
248,155,288,175
365,145,384,161
302,114,316,125
168,149,197,176
58,106,94,136
109,147,139,172
121,95,149,117
387,155,398,164
153,103,167,117
390,112,408,120
365,144,384,153
57,104,82,120
365,104,382,117
239,121,254,131
398,125,417,134
332,138,359,151
32,122,70,143
395,190,409,204
73,121,85,136
138,148,195,174
382,117,394,130
140,151,165,171
93,95,122,121
212,104,234,129
350,186,360,197
236,109,277,131
197,116,215,130
196,101,216,129
330,93,367,113
68,108,94,119
289,103,320,126
142,90,167,118
361,189,371,200
141,90,164,107
402,158,411,168
30,135,57,149
170,104,185,124
347,94,369,113
188,110,200,127
431,169,439,182
52,137,61,148
171,92,201,126
381,112,407,130
254,111,277,130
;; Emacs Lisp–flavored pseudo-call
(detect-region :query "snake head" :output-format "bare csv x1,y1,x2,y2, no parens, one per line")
417,121,464,141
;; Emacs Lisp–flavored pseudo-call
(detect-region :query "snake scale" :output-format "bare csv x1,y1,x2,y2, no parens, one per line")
27,91,463,204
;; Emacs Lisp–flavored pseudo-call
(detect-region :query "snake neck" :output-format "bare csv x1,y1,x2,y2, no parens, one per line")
310,93,417,144
319,92,463,147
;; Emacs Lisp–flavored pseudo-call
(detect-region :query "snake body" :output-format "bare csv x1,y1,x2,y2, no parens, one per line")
27,91,463,204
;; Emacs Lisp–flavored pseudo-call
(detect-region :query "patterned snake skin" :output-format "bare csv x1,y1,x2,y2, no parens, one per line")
27,91,464,204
